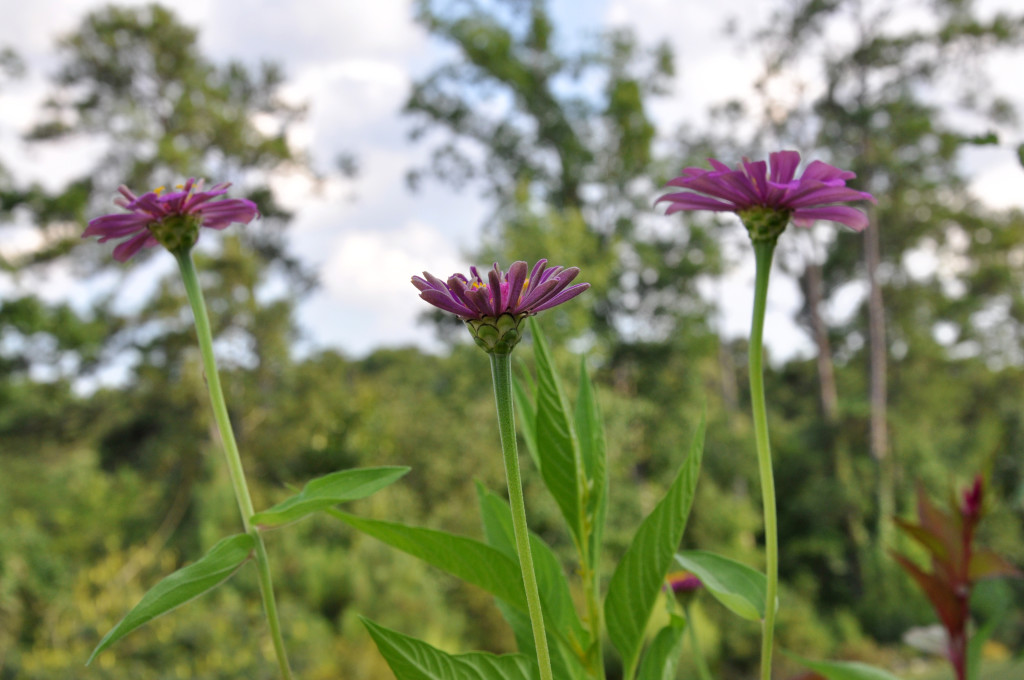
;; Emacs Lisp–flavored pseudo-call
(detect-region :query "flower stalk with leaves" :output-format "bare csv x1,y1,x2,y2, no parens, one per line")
660,150,874,680
413,259,589,680
84,179,295,678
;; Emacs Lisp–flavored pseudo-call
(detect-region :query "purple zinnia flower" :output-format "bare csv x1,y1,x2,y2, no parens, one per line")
658,150,875,241
84,178,260,261
412,260,589,354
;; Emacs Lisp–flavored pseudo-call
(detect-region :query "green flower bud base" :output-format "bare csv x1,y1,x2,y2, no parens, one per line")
466,313,528,354
739,206,791,244
150,214,201,254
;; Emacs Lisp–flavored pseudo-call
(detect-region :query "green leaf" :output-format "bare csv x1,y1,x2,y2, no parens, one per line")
529,316,585,546
636,617,687,680
604,412,705,676
87,533,255,664
513,358,541,473
330,510,527,610
363,618,537,680
1017,142,1024,169
475,482,588,646
674,550,767,621
968,548,1022,581
251,466,410,528
968,580,1013,680
783,651,904,680
575,355,608,566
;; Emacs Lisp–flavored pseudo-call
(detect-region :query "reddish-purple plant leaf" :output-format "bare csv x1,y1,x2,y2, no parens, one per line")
891,552,963,634
969,550,1022,581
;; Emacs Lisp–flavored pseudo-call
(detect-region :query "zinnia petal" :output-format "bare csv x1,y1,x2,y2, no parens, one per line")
792,205,870,231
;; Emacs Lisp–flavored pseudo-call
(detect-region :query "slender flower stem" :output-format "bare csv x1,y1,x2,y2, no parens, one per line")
684,602,714,680
175,251,294,680
489,352,554,680
749,239,780,680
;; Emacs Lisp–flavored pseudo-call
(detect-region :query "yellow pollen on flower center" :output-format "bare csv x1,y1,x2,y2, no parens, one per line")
153,186,165,196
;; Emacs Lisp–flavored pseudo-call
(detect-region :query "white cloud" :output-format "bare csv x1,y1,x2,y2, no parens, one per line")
298,219,463,355
969,156,1024,211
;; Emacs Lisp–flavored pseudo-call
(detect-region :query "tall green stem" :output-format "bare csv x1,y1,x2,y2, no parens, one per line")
489,352,554,680
175,251,294,680
750,239,779,680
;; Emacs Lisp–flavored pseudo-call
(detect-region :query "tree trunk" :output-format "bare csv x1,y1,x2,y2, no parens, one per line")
804,259,839,422
864,208,893,548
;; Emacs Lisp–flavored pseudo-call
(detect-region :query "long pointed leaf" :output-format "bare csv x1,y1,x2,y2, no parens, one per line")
513,359,541,473
783,651,904,680
529,316,585,546
476,482,588,646
363,618,537,680
330,510,527,611
675,550,767,621
252,466,410,528
967,580,1013,680
604,412,706,676
87,533,255,664
636,618,687,680
575,355,608,566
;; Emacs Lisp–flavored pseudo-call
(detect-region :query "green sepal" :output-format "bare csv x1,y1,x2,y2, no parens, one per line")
467,313,528,354
149,213,200,254
738,206,790,244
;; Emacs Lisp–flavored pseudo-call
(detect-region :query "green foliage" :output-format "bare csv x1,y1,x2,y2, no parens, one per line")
476,481,584,634
88,533,255,664
330,511,531,612
675,551,768,622
783,651,905,680
574,355,609,565
362,618,536,680
635,618,686,680
524,316,588,548
252,467,411,528
604,412,705,677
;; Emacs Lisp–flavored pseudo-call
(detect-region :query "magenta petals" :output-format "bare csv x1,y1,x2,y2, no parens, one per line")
659,150,875,232
84,178,260,261
412,259,589,321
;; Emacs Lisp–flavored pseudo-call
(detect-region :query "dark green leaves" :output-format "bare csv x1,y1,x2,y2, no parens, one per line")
520,319,608,569
87,533,255,664
363,618,537,680
251,466,410,528
674,550,768,622
330,511,528,609
574,355,608,562
476,482,588,654
528,316,586,548
604,412,705,676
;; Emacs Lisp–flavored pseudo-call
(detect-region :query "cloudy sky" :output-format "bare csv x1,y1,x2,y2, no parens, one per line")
2,0,1023,362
